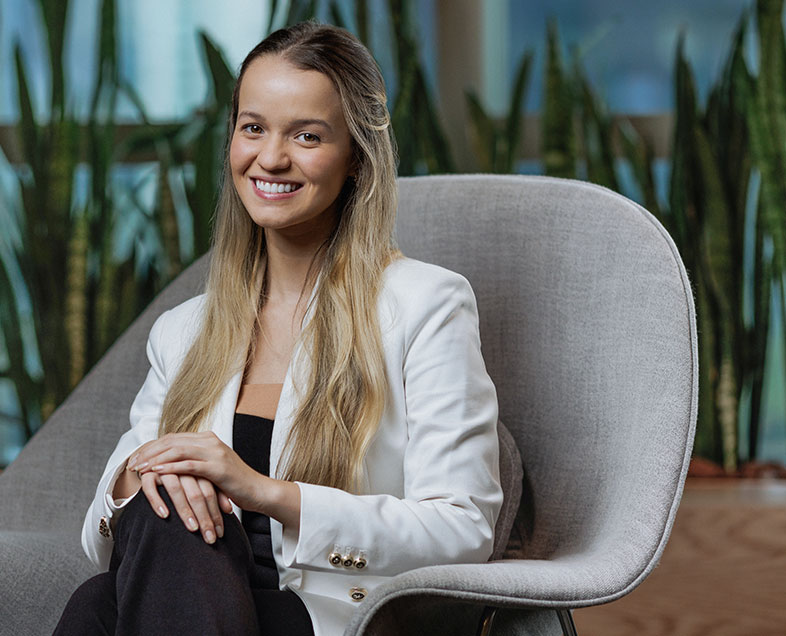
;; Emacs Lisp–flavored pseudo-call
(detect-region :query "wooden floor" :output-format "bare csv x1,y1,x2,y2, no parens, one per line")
573,478,786,635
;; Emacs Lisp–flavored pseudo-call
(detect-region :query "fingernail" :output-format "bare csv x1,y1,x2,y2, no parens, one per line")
188,517,198,531
216,525,224,538
205,530,215,544
128,455,138,467
135,461,149,470
157,507,168,518
151,465,162,471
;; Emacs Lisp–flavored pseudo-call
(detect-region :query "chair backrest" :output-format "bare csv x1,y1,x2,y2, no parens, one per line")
394,175,697,564
0,175,696,579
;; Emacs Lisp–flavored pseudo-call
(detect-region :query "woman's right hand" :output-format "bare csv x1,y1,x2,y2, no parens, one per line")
140,471,233,544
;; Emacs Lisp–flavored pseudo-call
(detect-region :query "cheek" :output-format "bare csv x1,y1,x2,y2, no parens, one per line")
306,152,352,190
228,137,249,176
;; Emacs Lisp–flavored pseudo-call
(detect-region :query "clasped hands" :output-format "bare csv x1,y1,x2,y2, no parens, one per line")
125,432,282,545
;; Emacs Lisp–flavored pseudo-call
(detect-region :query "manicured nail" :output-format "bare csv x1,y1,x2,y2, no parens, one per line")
216,525,224,538
128,455,138,468
205,530,215,544
151,465,162,471
157,506,168,518
135,461,148,470
188,517,198,531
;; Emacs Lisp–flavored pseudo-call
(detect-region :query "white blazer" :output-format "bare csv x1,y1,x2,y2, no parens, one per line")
82,257,502,636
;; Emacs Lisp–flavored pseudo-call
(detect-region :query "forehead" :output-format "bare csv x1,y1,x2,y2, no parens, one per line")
237,55,344,120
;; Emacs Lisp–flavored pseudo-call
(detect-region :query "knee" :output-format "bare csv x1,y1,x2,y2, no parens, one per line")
114,485,244,550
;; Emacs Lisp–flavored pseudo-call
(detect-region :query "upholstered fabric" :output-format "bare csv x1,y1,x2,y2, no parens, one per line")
0,175,696,636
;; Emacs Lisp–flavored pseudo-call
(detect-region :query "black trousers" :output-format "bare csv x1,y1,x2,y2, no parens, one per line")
54,488,314,636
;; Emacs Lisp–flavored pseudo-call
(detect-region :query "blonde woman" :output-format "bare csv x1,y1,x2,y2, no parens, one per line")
56,22,502,636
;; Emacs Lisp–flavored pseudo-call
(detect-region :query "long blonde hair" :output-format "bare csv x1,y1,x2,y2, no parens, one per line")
158,23,400,492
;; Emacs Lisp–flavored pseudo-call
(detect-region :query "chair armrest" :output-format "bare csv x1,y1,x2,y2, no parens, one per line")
343,552,656,635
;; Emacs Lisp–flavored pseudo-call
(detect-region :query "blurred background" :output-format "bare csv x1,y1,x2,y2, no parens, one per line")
3,0,784,477
1,1,785,633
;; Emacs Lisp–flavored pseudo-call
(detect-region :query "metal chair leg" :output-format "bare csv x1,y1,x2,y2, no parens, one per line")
556,608,578,636
475,606,498,636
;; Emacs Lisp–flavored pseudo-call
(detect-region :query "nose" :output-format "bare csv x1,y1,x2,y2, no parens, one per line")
255,135,290,172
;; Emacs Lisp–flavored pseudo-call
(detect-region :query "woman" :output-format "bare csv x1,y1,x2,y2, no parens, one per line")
57,21,501,636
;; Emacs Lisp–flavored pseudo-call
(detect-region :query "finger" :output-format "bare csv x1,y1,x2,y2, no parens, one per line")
218,491,233,515
135,448,188,474
144,459,207,480
140,472,169,518
180,475,217,544
197,478,224,539
129,433,216,471
127,437,175,471
160,474,199,534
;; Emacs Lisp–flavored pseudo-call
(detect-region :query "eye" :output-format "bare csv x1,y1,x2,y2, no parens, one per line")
241,123,263,135
296,132,321,144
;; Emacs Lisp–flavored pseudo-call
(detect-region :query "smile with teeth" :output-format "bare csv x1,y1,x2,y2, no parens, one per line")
254,179,302,194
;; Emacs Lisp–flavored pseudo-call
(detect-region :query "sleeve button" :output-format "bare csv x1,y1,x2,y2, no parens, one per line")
328,552,343,566
353,557,367,569
349,587,367,602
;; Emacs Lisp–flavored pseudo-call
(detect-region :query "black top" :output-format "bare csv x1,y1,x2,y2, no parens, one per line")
232,412,278,589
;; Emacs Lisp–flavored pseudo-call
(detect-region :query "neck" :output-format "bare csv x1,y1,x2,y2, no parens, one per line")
263,222,333,305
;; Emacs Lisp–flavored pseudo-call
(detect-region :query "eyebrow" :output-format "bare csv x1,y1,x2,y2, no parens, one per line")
236,111,334,133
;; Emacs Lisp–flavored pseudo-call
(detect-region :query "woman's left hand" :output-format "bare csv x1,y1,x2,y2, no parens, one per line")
128,432,267,513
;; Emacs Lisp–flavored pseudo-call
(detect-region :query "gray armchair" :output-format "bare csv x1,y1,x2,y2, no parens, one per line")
0,175,697,635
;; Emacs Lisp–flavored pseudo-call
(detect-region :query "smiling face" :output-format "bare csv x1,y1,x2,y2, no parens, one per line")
229,55,355,238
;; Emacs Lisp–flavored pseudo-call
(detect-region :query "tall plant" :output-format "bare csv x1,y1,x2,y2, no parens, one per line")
1,0,192,446
618,3,785,470
464,51,533,174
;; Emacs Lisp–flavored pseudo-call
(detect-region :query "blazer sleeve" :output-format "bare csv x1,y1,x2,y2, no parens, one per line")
81,309,171,570
281,270,502,576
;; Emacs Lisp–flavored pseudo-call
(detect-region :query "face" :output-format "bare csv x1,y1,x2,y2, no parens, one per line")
229,55,355,237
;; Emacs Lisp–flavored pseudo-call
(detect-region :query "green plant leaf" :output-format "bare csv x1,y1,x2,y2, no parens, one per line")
464,89,497,173
38,0,69,116
542,18,576,178
198,31,236,109
355,0,369,44
286,0,317,26
748,198,772,459
266,0,280,35
329,0,347,29
13,43,39,178
504,51,533,173
576,68,618,190
413,66,455,173
618,119,662,219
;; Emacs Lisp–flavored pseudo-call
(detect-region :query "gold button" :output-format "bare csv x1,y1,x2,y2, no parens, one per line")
329,552,343,566
349,587,367,602
342,554,354,568
353,557,367,569
98,516,111,539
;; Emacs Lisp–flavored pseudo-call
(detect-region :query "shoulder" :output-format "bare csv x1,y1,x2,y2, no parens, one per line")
382,257,474,303
148,294,207,358
379,257,479,333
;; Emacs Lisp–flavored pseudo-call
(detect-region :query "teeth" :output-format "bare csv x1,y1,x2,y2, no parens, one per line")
254,179,297,194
